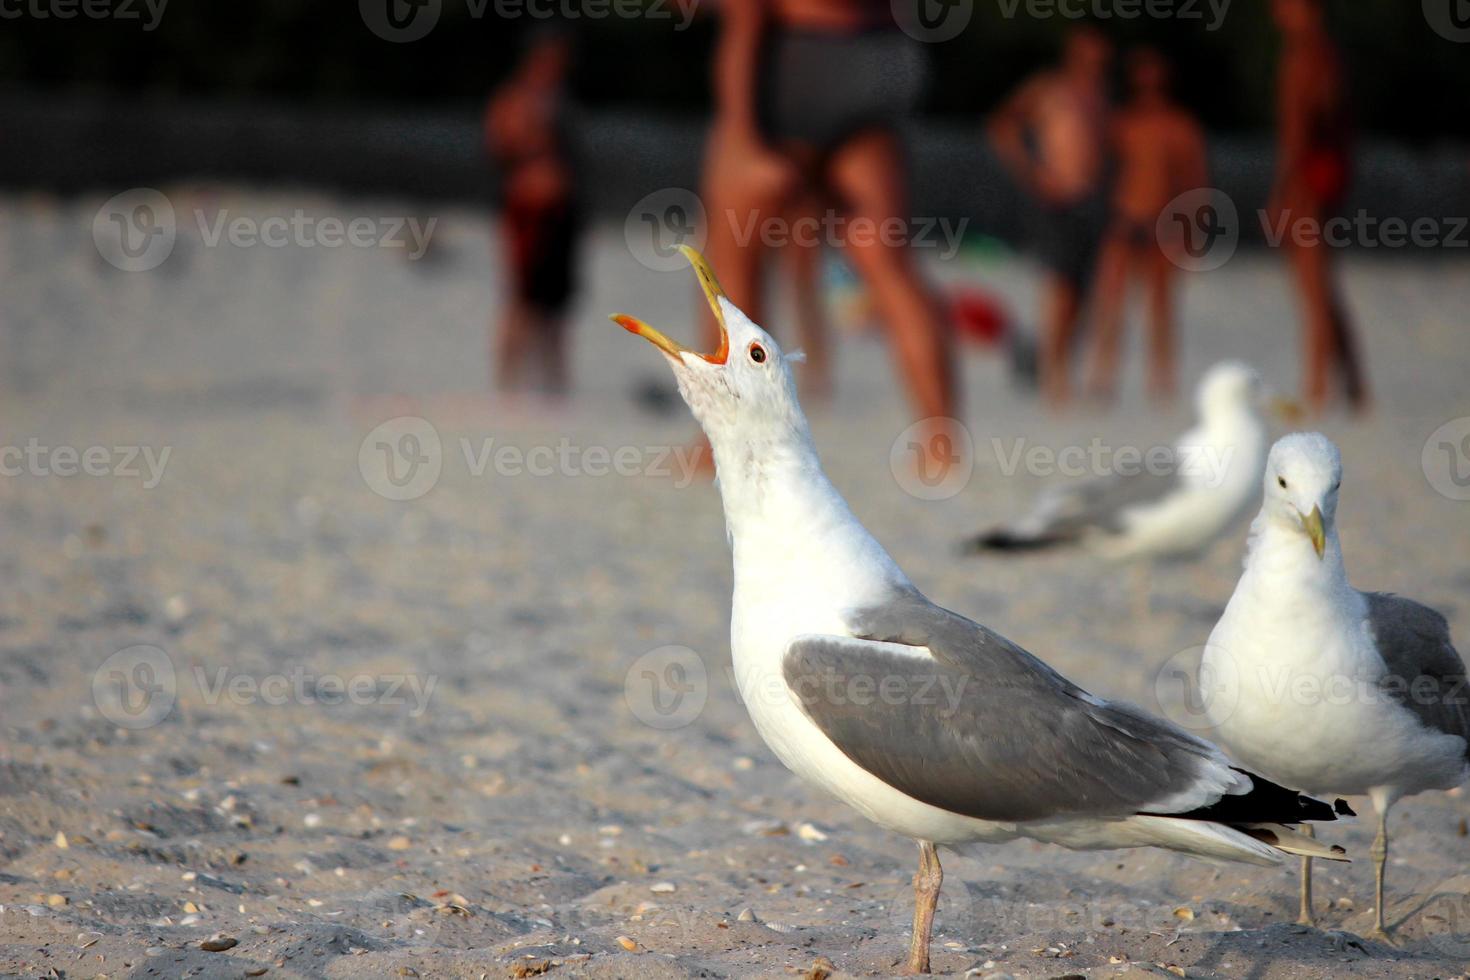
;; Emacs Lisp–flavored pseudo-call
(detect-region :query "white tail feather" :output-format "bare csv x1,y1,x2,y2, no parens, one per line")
1236,823,1350,861
1128,815,1283,866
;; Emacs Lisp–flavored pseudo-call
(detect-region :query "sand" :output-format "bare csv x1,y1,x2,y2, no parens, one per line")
1,190,1469,978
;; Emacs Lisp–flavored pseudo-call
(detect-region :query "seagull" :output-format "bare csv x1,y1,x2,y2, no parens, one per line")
614,247,1347,974
1201,432,1469,941
964,361,1271,561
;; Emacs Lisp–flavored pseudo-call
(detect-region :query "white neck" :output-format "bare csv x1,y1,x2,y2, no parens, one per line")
1240,510,1351,603
709,423,911,622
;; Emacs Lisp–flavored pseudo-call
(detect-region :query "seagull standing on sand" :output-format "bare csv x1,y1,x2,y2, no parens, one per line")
1201,432,1470,940
965,361,1270,560
615,248,1346,974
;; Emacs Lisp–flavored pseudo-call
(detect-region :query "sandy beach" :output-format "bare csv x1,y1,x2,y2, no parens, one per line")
2,191,1469,978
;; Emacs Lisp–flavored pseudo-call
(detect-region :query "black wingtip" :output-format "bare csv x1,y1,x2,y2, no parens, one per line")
959,531,1058,554
1334,798,1356,817
1160,768,1344,825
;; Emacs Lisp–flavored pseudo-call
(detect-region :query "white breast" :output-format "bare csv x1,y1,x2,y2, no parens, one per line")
1204,571,1465,799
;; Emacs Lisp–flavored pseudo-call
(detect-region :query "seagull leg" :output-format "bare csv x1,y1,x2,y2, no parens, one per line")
1296,825,1314,926
1369,808,1395,943
903,840,943,974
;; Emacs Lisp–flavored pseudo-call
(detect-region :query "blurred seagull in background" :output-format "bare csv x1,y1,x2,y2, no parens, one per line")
1201,432,1470,941
614,248,1347,974
964,361,1272,560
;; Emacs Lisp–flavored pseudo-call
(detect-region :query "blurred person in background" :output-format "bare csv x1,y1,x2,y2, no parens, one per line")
783,191,835,403
1270,0,1368,414
698,0,957,432
486,30,580,397
989,25,1113,409
1085,47,1207,404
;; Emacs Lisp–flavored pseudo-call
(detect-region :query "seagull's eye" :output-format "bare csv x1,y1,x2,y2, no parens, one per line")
748,343,767,364
1277,476,1288,489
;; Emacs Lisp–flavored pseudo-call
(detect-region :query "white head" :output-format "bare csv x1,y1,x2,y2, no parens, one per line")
1260,431,1342,559
613,246,811,454
1195,361,1262,422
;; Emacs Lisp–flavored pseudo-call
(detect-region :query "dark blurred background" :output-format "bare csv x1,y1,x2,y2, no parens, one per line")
2,2,1467,234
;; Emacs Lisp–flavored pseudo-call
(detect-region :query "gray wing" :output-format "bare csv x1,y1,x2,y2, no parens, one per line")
1366,592,1470,758
782,589,1244,823
1022,467,1181,540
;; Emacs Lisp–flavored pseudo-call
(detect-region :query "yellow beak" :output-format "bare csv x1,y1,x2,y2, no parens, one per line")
1300,505,1326,559
610,245,730,365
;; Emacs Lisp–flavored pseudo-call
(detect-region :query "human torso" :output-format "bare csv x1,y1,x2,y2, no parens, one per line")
767,0,891,30
1034,74,1109,202
1112,106,1195,222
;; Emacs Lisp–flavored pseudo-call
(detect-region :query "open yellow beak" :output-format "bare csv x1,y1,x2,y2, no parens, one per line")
610,245,730,365
1300,504,1326,559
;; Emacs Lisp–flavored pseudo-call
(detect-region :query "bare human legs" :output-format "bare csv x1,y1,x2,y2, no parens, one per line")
1085,234,1133,402
1286,225,1368,415
1144,244,1178,402
688,127,797,473
825,129,956,423
698,129,796,349
494,303,535,393
1086,234,1177,405
494,298,568,397
783,194,834,403
697,125,957,475
1041,275,1084,407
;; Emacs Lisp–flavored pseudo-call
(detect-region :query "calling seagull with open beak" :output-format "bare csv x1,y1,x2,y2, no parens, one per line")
612,248,1348,974
611,244,730,366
